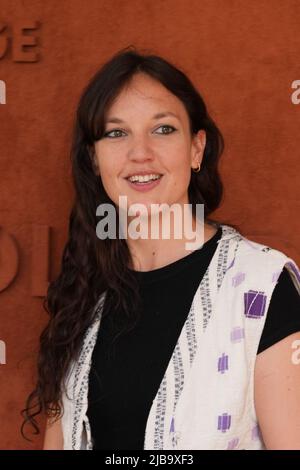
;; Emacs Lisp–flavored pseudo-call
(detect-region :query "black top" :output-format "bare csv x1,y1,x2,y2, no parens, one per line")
87,226,300,450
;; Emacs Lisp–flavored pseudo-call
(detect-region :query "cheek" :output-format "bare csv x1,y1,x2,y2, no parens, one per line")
97,158,125,201
166,143,192,169
99,173,119,205
168,152,192,180
100,166,117,192
168,170,191,199
171,159,192,193
96,152,119,180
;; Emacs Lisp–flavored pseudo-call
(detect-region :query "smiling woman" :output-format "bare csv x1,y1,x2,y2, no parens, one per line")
21,46,300,450
92,73,205,222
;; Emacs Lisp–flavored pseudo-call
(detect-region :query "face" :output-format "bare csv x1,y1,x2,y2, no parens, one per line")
92,73,206,214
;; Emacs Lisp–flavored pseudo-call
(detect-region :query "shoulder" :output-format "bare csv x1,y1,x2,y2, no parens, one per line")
219,225,300,297
232,229,299,270
241,234,300,292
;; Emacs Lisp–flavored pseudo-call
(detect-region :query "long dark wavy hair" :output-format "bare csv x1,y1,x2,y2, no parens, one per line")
21,46,230,440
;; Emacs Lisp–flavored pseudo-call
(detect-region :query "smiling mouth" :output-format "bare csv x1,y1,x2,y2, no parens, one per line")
125,174,163,192
126,175,163,184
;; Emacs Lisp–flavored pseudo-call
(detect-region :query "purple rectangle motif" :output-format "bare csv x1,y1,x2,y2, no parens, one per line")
227,437,239,450
230,326,245,343
218,353,229,374
232,272,245,287
218,413,231,433
244,290,267,318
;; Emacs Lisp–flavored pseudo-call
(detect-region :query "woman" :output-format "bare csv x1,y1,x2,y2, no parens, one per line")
22,48,300,450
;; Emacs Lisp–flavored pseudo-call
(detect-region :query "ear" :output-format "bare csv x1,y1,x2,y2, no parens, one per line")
87,145,99,176
191,130,206,170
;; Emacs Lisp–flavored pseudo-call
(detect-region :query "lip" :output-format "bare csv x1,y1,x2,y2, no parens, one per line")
125,175,163,192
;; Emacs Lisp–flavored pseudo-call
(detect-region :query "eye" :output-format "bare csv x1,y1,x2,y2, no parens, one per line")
155,125,176,135
103,129,126,138
102,125,177,139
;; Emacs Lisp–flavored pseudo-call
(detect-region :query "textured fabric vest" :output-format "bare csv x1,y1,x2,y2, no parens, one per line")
61,224,300,450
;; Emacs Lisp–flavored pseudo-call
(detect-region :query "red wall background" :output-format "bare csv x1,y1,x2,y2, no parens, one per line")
0,0,300,450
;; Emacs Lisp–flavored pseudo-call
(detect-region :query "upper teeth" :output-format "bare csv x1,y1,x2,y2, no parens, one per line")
128,174,161,183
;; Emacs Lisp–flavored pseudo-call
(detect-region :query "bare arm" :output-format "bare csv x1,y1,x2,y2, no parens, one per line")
254,331,300,449
43,416,64,450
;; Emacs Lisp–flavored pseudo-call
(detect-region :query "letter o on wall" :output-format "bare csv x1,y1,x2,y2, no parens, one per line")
0,228,18,292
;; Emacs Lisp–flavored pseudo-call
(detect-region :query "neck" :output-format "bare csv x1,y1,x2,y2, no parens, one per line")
126,218,217,272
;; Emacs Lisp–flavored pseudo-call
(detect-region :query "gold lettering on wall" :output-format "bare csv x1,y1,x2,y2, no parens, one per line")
0,20,41,62
0,23,8,59
0,224,50,296
0,227,18,292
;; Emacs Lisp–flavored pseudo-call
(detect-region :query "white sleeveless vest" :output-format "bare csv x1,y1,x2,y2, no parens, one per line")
61,224,300,450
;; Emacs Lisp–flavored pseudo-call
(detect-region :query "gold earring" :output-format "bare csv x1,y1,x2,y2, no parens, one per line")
192,161,201,173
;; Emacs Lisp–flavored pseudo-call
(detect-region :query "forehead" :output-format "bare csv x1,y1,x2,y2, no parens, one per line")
106,73,186,118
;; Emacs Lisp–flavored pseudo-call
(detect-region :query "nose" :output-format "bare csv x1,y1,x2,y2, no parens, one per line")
127,134,155,163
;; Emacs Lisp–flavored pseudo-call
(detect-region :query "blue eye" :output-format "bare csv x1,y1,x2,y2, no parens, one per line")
103,129,125,138
155,125,176,134
103,125,176,139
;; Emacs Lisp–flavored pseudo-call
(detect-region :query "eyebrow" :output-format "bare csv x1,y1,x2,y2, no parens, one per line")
105,111,180,124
